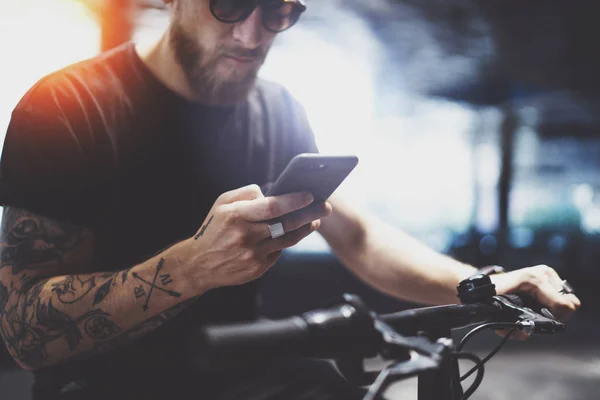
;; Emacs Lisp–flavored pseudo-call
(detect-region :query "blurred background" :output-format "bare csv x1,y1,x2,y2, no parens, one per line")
1,0,600,399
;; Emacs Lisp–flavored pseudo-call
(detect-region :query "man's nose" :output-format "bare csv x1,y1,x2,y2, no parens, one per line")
232,8,265,48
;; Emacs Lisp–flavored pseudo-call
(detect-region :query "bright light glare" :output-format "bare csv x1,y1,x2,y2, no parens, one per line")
572,183,594,209
0,0,100,148
582,207,600,234
260,22,478,252
261,31,377,158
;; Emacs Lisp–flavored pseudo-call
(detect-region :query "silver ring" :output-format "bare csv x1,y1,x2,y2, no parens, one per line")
268,222,285,239
559,280,574,295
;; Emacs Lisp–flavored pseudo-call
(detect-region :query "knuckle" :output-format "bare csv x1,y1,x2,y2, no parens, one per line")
520,268,544,292
524,267,542,283
216,190,235,205
248,184,263,196
229,227,246,245
240,249,256,263
221,207,240,226
539,265,554,276
217,191,229,201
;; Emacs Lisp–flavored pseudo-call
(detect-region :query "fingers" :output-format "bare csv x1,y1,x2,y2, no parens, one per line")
494,265,582,324
567,293,582,308
261,220,321,254
276,202,332,235
234,192,315,222
532,279,572,320
544,268,582,310
520,266,581,322
544,267,570,293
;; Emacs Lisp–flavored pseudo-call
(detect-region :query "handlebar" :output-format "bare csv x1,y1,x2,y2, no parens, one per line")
189,274,566,400
189,300,381,369
193,279,564,370
381,294,564,337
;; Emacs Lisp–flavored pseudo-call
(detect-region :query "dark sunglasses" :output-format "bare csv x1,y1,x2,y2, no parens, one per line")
209,0,307,33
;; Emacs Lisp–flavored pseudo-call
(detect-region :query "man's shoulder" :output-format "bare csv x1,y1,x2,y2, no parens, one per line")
252,78,288,97
14,43,136,116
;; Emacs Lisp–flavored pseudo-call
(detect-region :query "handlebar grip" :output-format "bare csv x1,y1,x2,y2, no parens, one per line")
189,317,310,370
187,302,381,371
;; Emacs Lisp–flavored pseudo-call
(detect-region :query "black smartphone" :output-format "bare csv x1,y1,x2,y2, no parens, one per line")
266,153,359,202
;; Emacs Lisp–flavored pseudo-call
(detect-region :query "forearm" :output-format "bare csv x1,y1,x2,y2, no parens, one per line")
339,217,476,305
0,249,201,371
321,198,476,305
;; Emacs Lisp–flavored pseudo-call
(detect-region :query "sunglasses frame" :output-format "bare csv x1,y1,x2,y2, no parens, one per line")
209,0,307,33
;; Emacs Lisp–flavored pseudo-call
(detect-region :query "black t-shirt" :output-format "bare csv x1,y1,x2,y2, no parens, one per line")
0,43,318,395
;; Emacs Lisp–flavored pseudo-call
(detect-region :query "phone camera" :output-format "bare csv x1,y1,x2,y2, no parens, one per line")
309,164,327,170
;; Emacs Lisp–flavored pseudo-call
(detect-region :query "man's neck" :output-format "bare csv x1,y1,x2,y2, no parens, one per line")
135,34,200,102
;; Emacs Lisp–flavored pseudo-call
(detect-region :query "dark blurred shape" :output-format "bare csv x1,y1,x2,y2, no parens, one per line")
389,0,600,107
479,234,497,255
298,0,600,118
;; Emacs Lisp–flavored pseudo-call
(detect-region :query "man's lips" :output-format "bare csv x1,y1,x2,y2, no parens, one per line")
223,54,261,63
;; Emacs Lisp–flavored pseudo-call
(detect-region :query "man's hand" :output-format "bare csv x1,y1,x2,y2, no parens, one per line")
179,184,332,292
490,265,581,340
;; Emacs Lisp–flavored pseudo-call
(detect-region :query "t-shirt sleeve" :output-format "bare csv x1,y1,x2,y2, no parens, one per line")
0,107,97,229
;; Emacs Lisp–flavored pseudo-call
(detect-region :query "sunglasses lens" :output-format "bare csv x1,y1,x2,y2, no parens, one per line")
262,1,305,32
211,0,252,22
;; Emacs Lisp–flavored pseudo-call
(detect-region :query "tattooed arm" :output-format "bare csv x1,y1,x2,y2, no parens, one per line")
0,185,328,371
0,207,204,371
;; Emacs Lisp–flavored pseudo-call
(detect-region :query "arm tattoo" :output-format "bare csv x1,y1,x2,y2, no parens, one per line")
51,275,97,304
83,315,120,340
0,278,121,368
132,258,181,311
0,268,188,369
0,208,190,368
194,215,214,240
0,207,84,274
79,298,197,359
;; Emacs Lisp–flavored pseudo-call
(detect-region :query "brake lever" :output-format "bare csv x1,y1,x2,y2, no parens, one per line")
493,295,565,334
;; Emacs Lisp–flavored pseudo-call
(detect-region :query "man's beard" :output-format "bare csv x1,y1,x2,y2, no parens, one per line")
169,20,268,105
